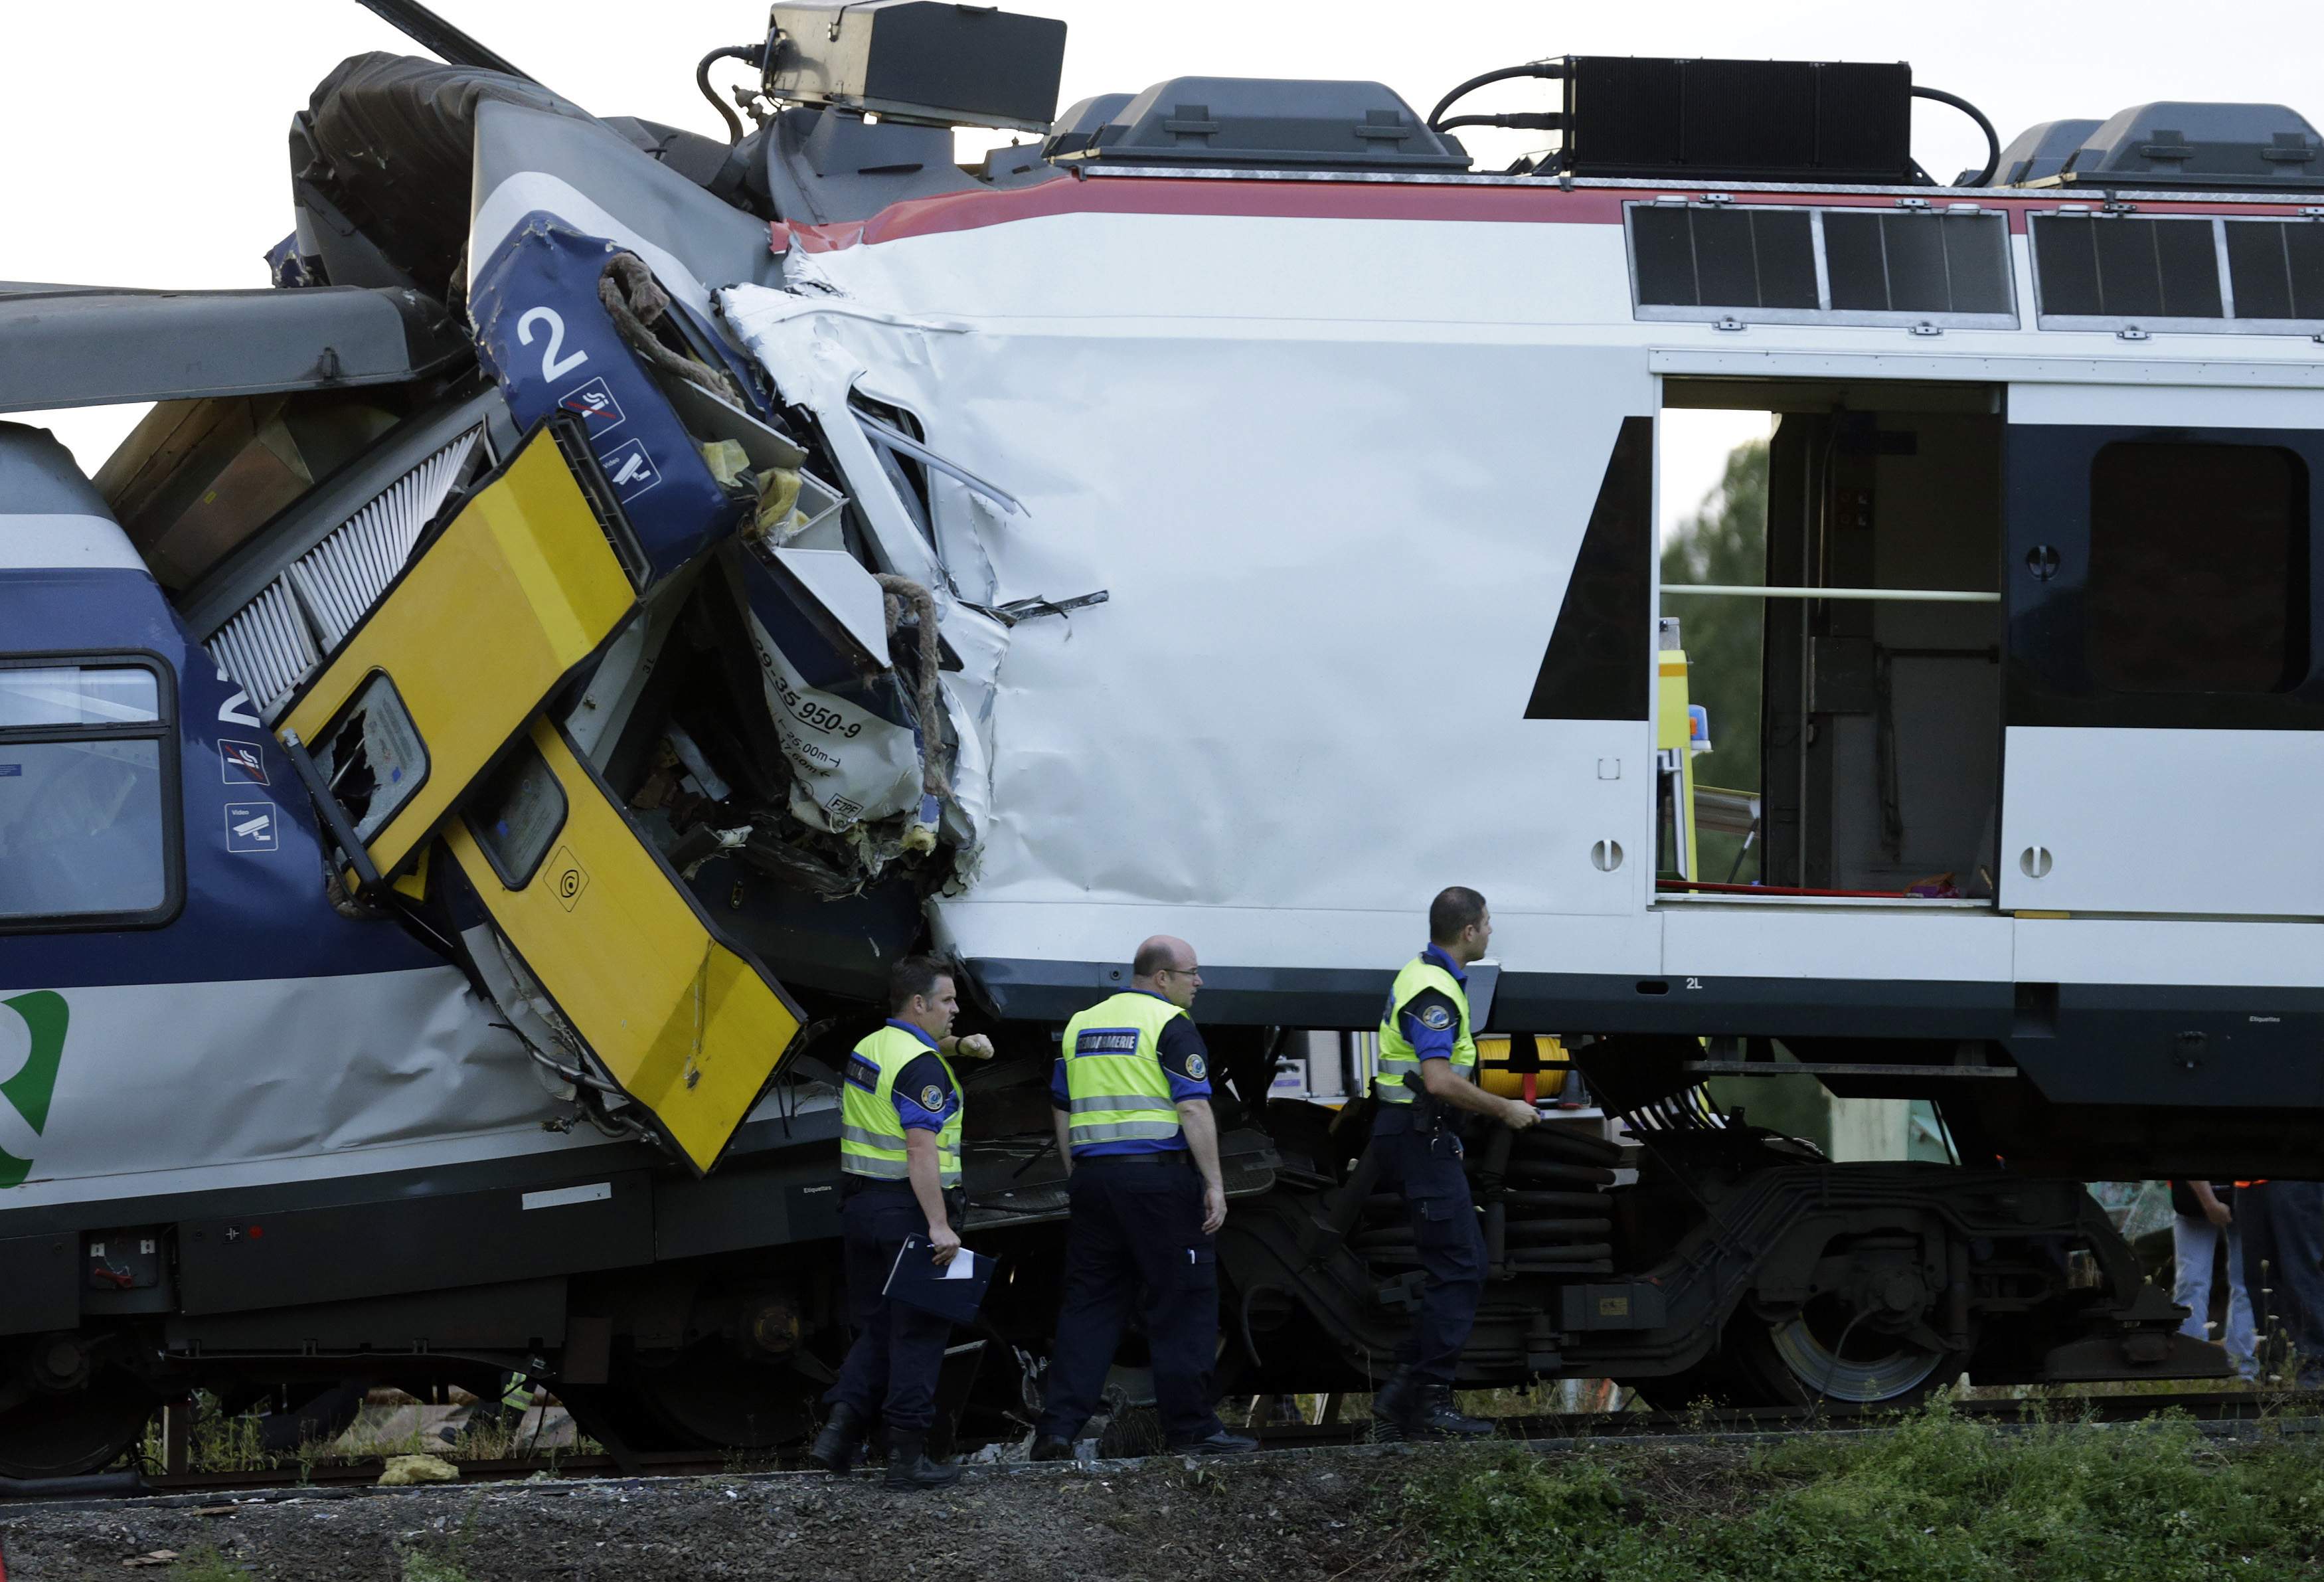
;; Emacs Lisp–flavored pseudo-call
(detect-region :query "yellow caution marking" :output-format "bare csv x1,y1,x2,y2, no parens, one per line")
280,426,637,883
446,720,801,1175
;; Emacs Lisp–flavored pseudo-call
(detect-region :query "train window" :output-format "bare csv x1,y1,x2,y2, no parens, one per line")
2088,442,2308,693
309,672,428,845
2031,215,2225,321
1629,203,2015,325
2223,219,2324,321
1629,205,1819,311
0,666,159,729
461,738,568,889
1822,211,2011,315
0,658,177,927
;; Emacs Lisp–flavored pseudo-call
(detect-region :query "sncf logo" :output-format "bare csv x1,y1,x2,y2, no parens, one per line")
0,992,66,1189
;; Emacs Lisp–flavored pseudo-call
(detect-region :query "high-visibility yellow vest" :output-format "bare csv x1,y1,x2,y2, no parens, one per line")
839,1024,963,1186
1059,992,1187,1154
1373,955,1476,1104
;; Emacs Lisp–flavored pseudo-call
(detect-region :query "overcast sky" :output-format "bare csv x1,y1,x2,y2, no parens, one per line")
9,0,2318,535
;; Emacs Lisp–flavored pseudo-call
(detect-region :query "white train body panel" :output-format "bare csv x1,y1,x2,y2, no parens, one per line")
717,176,2324,1035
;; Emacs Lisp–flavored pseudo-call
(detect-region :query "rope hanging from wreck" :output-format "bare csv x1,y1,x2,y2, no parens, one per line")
874,573,952,809
598,253,746,408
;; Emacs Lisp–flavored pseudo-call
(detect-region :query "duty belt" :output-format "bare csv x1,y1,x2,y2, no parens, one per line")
1075,1150,1192,1168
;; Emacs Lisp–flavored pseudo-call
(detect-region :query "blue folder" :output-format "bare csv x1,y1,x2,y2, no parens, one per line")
884,1235,992,1325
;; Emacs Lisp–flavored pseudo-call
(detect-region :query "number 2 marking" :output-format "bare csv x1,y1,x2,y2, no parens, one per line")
1685,977,1703,990
218,689,260,728
517,307,589,382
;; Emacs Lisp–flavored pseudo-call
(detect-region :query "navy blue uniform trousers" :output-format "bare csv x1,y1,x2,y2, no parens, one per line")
1370,1114,1487,1386
1038,1160,1226,1446
827,1186,954,1433
2240,1180,2324,1388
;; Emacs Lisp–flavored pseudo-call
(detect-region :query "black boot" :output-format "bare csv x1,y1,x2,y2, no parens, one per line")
1370,1367,1416,1443
1408,1385,1494,1441
883,1429,963,1490
1030,1433,1074,1462
808,1401,869,1473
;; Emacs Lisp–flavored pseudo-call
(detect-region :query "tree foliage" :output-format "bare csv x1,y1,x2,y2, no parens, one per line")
1659,438,1769,882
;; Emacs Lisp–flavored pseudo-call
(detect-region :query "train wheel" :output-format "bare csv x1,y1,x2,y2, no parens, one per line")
0,1367,156,1479
1724,1297,1963,1409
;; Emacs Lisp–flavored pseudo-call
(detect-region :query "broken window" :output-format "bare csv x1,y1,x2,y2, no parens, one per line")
309,672,428,844
0,659,175,926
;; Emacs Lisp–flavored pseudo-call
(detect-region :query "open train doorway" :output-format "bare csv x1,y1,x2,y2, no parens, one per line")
1655,381,2006,907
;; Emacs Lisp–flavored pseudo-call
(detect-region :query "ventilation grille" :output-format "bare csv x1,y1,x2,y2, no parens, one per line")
207,428,481,717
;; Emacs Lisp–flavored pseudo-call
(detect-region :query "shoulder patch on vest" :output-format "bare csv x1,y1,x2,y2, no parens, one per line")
1185,1053,1207,1081
1418,1003,1454,1031
919,1084,947,1111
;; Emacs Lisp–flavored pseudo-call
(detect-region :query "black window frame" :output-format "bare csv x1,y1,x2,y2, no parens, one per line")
2003,422,2324,732
0,650,184,934
1625,199,2019,329
459,737,571,891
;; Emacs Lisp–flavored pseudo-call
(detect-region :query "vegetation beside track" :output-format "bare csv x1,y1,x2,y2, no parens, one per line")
1408,1396,2324,1581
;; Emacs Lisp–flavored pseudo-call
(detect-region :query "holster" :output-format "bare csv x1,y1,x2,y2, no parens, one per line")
1401,1073,1450,1136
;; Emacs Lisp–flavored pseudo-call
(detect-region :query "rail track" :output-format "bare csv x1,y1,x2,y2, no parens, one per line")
1,1389,2315,1508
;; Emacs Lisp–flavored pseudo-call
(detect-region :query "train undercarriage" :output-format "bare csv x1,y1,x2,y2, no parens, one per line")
0,1029,2222,1481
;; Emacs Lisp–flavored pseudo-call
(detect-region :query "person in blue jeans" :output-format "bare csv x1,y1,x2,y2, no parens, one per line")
2171,1180,2257,1379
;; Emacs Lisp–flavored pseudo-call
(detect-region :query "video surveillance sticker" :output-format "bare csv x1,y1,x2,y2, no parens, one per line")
596,437,663,503
224,802,280,853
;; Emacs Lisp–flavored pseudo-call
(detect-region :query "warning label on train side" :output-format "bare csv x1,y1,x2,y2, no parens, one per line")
549,847,590,911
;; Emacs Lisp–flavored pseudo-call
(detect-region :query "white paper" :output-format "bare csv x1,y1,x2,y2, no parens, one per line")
942,1251,976,1281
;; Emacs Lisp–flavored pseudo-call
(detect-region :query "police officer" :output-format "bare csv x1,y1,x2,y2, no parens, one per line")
1031,936,1259,1458
808,955,993,1489
1366,887,1539,1441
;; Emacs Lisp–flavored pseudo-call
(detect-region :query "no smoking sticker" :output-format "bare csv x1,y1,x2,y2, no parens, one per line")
548,845,589,911
219,738,268,784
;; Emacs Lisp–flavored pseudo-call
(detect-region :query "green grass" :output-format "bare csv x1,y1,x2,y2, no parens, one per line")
1406,1396,2324,1581
165,1546,250,1581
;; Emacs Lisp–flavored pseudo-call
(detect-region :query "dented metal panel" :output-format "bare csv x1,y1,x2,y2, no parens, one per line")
470,216,751,580
443,719,805,1176
275,420,641,885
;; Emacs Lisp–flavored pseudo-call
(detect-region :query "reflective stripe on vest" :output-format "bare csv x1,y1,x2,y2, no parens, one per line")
1058,992,1186,1154
1372,955,1475,1104
839,1024,963,1186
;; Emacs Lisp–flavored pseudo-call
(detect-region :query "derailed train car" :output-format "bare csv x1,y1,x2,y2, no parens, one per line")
3,0,2313,1476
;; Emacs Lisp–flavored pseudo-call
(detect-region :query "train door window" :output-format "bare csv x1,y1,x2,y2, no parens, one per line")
461,738,568,889
309,671,428,844
2088,442,2308,693
0,658,178,926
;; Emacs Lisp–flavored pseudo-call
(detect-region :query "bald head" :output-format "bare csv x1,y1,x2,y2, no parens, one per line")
1130,935,1203,1008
